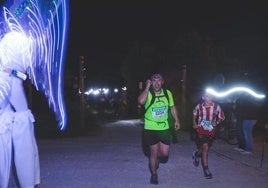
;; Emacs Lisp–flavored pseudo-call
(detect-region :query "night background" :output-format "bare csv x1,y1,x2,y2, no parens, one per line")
61,1,268,134
66,1,267,87
1,1,268,136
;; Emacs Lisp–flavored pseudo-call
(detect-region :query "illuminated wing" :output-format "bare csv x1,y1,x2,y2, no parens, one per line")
0,0,69,130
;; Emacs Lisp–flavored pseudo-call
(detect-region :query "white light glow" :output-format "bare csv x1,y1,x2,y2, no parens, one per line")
206,87,266,99
85,86,125,96
0,0,70,130
92,90,100,95
103,88,109,94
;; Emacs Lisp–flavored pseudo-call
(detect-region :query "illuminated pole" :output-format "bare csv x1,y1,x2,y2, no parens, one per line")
79,56,85,129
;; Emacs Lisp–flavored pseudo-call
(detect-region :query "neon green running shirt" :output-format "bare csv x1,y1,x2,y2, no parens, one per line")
144,89,174,130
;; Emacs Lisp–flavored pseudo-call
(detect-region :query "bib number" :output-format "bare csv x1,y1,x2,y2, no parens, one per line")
200,119,213,131
152,106,167,118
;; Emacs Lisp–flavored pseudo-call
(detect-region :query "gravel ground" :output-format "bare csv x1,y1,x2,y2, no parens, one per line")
8,119,268,188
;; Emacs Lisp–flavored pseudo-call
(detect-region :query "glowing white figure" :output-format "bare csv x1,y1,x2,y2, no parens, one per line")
0,0,69,130
0,0,69,187
206,86,266,99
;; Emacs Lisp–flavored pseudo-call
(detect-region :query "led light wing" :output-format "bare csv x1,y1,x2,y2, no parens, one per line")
0,0,70,130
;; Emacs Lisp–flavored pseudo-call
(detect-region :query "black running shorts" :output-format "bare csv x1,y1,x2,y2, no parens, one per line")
196,134,215,147
143,129,171,146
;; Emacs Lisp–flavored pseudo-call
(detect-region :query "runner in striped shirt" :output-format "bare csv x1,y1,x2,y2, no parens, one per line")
192,92,225,179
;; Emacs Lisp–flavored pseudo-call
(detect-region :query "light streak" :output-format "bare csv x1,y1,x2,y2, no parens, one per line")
206,86,266,99
0,0,70,130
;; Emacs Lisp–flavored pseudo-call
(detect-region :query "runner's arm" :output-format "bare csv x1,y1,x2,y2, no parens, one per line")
137,80,151,105
170,106,180,130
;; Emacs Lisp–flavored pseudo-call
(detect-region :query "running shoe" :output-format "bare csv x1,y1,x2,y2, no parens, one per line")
150,174,158,185
192,151,199,167
240,150,252,155
203,168,213,179
233,147,245,152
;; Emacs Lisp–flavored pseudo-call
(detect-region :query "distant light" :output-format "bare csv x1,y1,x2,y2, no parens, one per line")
85,89,93,95
103,88,109,94
85,86,126,96
122,86,127,91
206,86,266,99
92,90,100,95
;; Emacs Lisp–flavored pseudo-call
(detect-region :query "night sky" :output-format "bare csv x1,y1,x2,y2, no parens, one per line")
0,1,267,86
67,1,268,86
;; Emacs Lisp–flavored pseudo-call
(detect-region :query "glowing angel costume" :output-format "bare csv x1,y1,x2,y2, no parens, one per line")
0,0,69,187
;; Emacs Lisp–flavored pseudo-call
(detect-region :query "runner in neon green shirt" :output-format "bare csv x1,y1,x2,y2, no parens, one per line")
144,89,174,130
137,73,180,185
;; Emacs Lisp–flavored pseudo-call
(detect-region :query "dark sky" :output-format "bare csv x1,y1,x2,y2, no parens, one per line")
67,1,268,85
0,1,267,86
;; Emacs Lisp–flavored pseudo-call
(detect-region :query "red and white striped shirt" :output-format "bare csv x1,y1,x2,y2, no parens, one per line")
193,101,225,136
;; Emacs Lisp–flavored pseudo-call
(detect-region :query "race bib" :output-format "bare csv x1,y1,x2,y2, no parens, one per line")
200,119,213,131
152,106,167,118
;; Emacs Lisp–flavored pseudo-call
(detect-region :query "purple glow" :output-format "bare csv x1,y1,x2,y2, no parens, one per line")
0,0,70,130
